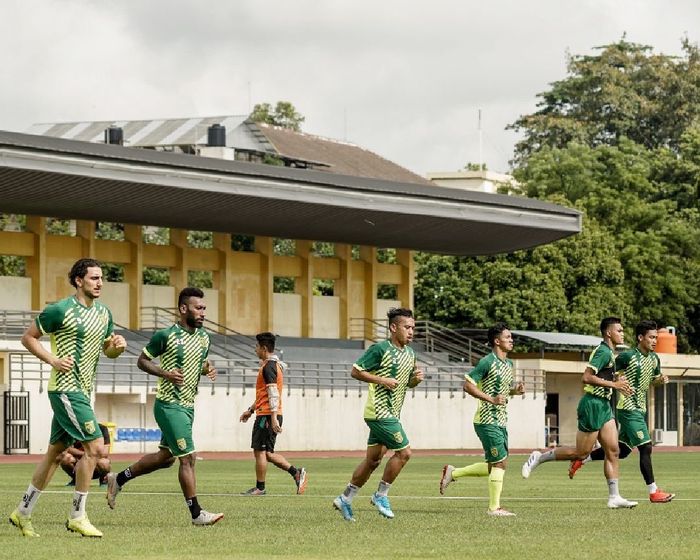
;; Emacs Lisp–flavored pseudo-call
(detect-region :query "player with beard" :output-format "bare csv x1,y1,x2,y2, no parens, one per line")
105,287,223,526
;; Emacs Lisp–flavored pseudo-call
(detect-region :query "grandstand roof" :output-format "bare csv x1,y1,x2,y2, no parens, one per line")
0,130,581,255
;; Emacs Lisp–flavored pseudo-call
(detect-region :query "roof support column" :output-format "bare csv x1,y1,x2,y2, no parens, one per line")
335,243,351,339
256,236,274,332
124,225,143,330
296,240,313,338
25,215,46,310
397,249,414,311
75,220,95,257
360,245,377,340
213,233,232,333
170,228,188,303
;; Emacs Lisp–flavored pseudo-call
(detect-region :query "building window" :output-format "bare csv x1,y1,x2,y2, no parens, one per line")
273,276,295,294
377,284,398,300
231,235,254,252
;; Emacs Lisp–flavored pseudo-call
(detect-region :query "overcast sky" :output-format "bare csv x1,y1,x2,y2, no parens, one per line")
1,1,698,176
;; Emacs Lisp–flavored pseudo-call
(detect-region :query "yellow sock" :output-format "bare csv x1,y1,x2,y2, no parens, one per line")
453,462,489,479
488,467,505,510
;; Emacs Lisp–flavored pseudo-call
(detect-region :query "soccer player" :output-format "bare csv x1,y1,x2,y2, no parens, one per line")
60,423,112,486
521,317,638,509
10,258,126,538
439,323,524,516
333,308,424,522
106,287,223,526
239,332,307,496
568,320,675,503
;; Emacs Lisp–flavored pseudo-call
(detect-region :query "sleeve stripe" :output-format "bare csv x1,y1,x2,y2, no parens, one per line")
464,375,477,385
143,347,155,360
35,317,48,335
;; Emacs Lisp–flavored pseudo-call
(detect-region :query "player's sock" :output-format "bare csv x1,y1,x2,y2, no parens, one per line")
70,491,88,520
18,484,41,516
116,467,133,487
287,466,298,478
186,496,202,519
538,449,556,463
256,481,266,491
376,480,391,497
488,467,505,510
607,478,619,498
342,483,360,503
647,482,658,494
453,462,489,478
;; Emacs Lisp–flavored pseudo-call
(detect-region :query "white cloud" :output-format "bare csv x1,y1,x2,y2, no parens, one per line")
1,0,698,175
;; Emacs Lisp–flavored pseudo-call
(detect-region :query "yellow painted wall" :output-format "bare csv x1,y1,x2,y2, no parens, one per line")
0,216,415,337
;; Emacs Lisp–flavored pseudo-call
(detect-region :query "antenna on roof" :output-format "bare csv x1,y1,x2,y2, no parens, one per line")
478,109,483,172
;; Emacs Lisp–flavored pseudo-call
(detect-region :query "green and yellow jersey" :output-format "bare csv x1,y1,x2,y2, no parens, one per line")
584,342,616,400
143,323,210,409
465,352,514,427
355,340,416,420
36,296,114,395
615,348,661,412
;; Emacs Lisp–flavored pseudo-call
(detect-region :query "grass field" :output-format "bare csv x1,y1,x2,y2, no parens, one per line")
1,452,698,559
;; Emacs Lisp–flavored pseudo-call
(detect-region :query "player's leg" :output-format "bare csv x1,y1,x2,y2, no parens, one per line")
243,415,273,495
599,418,636,508
442,423,492,494
334,442,386,521
59,451,78,483
366,419,410,518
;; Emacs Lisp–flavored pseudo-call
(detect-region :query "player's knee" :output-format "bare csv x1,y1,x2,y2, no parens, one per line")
397,448,412,463
368,457,382,471
96,457,111,473
638,443,651,457
164,456,176,468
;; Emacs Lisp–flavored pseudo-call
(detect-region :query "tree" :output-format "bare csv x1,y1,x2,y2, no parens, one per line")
250,101,305,132
509,37,700,164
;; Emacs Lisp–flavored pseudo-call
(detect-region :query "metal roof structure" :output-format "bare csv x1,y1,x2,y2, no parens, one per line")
512,330,602,348
0,130,582,255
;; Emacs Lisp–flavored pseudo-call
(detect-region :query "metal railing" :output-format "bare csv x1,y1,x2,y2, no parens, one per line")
7,351,547,400
0,310,38,340
349,318,491,365
141,306,254,359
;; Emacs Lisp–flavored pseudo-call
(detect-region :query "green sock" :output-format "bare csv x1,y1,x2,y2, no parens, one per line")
453,462,490,479
488,467,505,511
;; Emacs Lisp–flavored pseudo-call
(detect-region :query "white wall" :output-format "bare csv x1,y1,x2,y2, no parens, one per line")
0,276,32,310
16,378,545,454
273,293,302,337
311,296,340,339
100,282,130,326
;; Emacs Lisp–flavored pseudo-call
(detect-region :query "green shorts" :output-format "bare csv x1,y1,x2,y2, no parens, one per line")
48,391,102,447
154,399,195,457
365,418,410,451
474,423,509,463
577,393,614,433
617,408,651,448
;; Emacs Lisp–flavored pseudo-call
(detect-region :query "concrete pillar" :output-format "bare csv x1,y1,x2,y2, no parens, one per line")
335,243,352,339
169,228,188,301
75,220,96,257
296,240,313,338
256,236,274,332
25,216,47,309
213,233,232,333
123,225,143,330
397,249,414,310
360,245,377,340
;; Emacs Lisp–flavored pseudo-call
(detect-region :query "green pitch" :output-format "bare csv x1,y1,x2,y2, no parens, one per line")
1,453,698,559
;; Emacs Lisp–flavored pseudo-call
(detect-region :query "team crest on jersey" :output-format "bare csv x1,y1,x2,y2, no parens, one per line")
637,431,644,439
491,447,498,457
393,431,404,444
177,438,187,450
84,421,95,435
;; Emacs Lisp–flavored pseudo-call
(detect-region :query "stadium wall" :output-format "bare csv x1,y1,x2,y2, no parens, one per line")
15,382,546,454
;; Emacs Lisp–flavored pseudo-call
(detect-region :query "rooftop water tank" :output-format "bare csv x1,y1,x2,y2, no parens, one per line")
656,326,677,354
104,126,124,145
207,124,226,147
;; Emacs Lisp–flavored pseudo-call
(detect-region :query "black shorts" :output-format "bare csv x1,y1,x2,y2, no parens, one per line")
251,415,283,452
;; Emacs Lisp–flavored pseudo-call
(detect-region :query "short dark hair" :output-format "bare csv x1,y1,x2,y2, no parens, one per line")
387,308,413,325
487,322,510,347
178,287,204,307
68,258,101,288
600,316,622,336
636,320,658,338
256,332,276,352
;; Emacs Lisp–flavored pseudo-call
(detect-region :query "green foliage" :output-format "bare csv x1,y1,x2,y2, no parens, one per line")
312,241,335,258
274,238,296,256
187,230,213,249
188,270,213,289
417,38,700,350
142,226,169,245
250,101,305,132
45,218,73,235
313,278,334,296
464,162,488,171
377,248,397,264
274,276,295,293
377,284,398,300
143,267,169,286
95,222,124,241
232,234,255,252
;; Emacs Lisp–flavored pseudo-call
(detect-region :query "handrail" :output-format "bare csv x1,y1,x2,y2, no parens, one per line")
6,350,548,399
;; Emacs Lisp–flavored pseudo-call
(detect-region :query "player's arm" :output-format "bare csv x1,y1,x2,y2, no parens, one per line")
201,360,217,381
408,365,424,388
240,402,256,422
582,367,633,396
136,352,184,386
21,323,73,372
351,366,399,390
463,376,505,405
103,333,127,359
261,361,282,432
